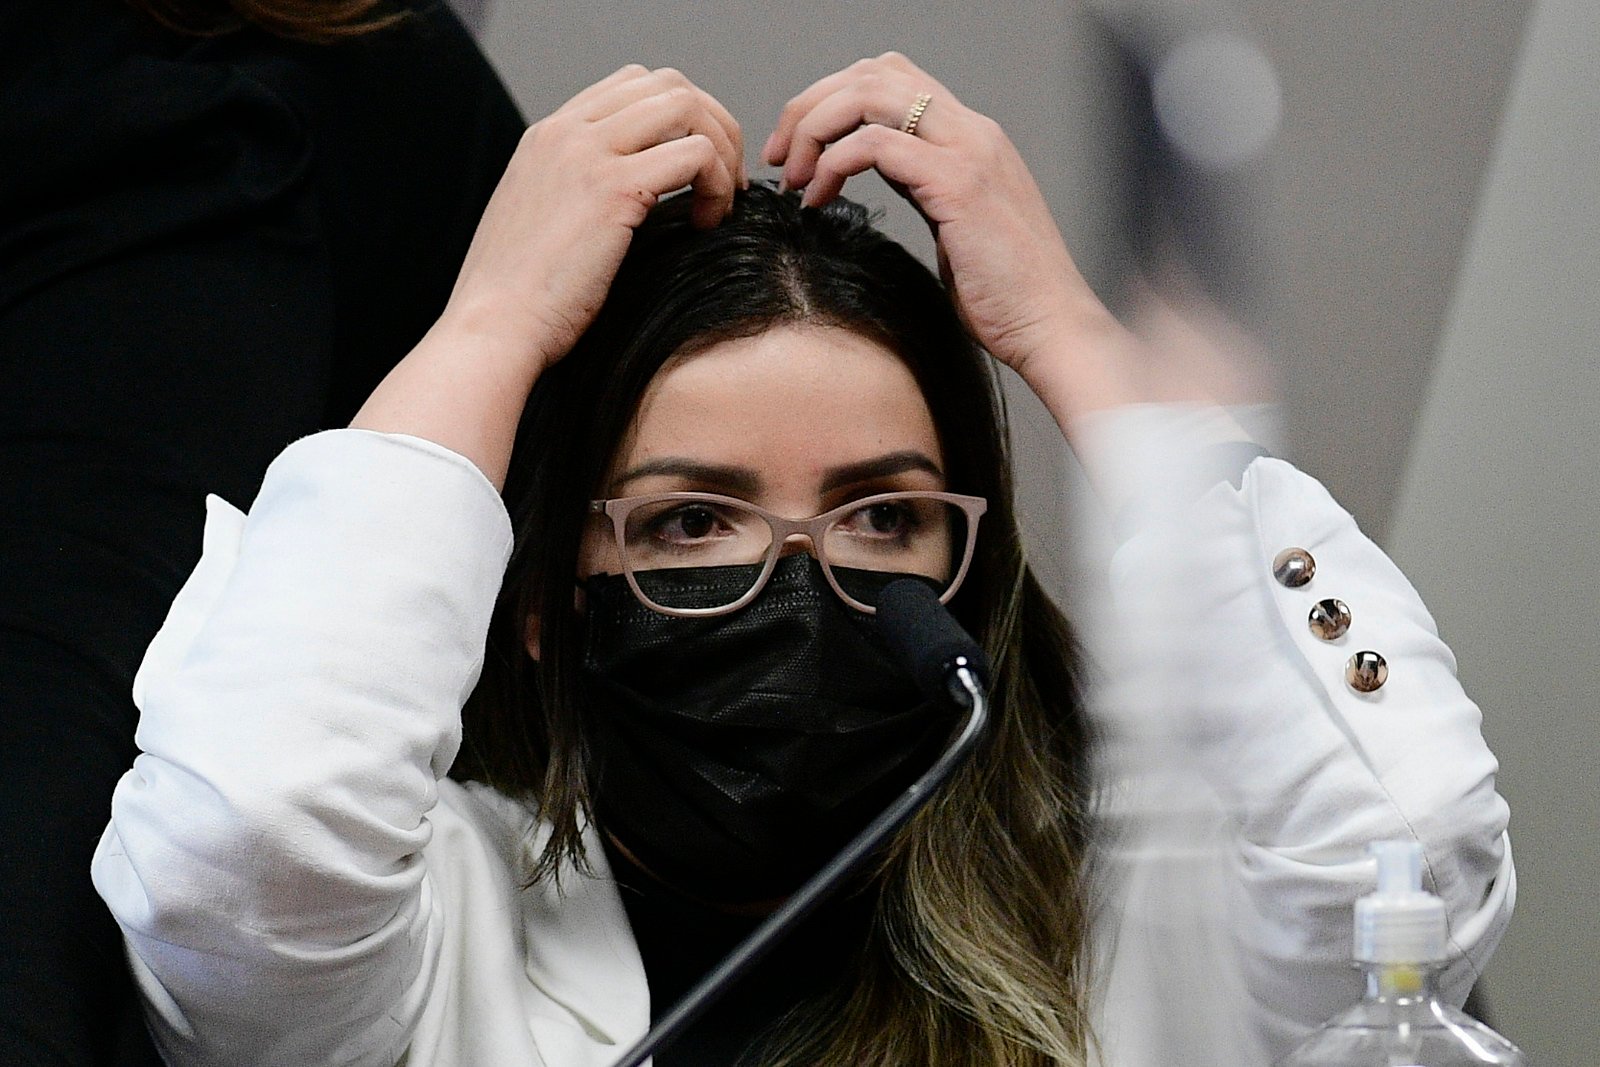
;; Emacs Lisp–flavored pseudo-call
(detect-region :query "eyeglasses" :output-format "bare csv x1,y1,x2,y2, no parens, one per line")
588,490,989,617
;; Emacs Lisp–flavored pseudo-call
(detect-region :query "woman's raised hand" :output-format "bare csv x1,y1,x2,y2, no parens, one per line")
763,53,1138,427
445,65,745,373
353,66,744,487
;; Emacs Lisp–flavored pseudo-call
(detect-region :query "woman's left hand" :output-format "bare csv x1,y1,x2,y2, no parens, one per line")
764,53,1138,423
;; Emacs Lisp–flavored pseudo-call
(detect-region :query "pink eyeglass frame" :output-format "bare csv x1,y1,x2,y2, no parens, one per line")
587,489,989,617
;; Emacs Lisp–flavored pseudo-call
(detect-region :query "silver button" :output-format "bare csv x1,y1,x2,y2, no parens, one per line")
1309,599,1351,641
1273,547,1315,588
1346,651,1388,693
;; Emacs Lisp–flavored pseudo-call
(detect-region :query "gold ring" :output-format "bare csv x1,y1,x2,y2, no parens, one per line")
899,92,933,137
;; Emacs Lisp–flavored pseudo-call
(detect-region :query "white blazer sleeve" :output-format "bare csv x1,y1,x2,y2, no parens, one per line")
91,430,514,1067
1083,407,1513,1062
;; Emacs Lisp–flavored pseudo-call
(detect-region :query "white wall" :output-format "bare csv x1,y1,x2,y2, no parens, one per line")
1386,2,1600,1063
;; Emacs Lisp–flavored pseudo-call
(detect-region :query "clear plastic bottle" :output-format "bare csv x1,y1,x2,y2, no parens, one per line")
1278,841,1525,1066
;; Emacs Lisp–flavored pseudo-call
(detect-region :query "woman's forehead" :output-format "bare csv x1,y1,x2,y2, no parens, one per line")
607,324,944,493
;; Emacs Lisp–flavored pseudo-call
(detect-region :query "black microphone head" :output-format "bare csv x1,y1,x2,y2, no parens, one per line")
876,579,991,704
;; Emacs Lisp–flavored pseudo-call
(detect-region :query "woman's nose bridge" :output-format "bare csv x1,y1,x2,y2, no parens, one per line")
776,530,819,559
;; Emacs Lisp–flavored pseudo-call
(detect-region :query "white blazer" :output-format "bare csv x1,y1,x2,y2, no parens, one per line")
92,426,1513,1067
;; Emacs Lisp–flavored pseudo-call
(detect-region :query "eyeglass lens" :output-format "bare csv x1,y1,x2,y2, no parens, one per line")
620,496,967,611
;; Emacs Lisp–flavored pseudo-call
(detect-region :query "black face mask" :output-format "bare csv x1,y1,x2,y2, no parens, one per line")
580,554,954,905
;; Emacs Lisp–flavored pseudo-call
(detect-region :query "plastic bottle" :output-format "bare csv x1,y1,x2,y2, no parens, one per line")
1278,840,1525,1066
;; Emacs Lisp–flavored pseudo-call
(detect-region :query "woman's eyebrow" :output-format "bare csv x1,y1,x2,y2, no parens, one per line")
820,451,944,492
609,458,761,496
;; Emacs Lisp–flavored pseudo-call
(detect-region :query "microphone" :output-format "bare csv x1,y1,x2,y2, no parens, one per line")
876,578,991,708
606,579,992,1067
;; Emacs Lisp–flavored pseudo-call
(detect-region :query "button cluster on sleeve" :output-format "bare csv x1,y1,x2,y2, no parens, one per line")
1273,547,1387,693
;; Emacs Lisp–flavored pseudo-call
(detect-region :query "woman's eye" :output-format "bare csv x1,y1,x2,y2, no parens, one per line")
842,501,919,538
865,503,909,534
653,505,722,542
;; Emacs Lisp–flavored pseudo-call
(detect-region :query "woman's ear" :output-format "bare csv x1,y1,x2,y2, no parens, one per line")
523,613,542,662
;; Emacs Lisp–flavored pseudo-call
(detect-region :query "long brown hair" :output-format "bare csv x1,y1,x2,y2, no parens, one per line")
456,185,1098,1066
122,0,404,41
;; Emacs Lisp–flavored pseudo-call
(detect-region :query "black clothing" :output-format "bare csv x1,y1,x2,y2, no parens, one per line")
0,3,524,1062
603,835,876,1067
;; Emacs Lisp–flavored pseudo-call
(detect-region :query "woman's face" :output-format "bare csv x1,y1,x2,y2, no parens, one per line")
579,323,947,581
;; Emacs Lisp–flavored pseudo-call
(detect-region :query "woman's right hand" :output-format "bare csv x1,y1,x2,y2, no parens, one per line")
444,65,745,374
352,66,744,487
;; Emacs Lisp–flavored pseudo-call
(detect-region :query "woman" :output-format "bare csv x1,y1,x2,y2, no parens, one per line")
93,56,1511,1066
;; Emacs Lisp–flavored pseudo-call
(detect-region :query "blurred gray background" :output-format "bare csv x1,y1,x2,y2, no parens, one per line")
459,2,1596,1062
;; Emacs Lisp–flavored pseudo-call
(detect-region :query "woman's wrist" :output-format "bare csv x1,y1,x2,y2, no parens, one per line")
1004,302,1144,445
432,291,573,381
350,314,550,490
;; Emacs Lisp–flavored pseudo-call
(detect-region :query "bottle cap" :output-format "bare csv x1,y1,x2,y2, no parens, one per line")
1354,840,1447,963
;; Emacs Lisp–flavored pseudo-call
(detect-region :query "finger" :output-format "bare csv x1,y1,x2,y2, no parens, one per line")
584,69,745,185
628,134,737,229
691,82,747,188
871,50,937,81
799,122,944,213
763,60,873,165
596,87,743,192
781,78,949,193
764,52,947,165
561,63,652,113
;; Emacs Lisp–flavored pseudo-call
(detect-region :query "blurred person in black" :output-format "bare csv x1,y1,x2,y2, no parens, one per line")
0,1,523,1061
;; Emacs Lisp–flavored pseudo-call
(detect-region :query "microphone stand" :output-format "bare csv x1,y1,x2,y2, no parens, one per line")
607,582,989,1067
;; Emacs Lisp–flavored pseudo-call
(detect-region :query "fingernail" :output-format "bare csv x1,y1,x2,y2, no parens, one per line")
776,176,789,194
